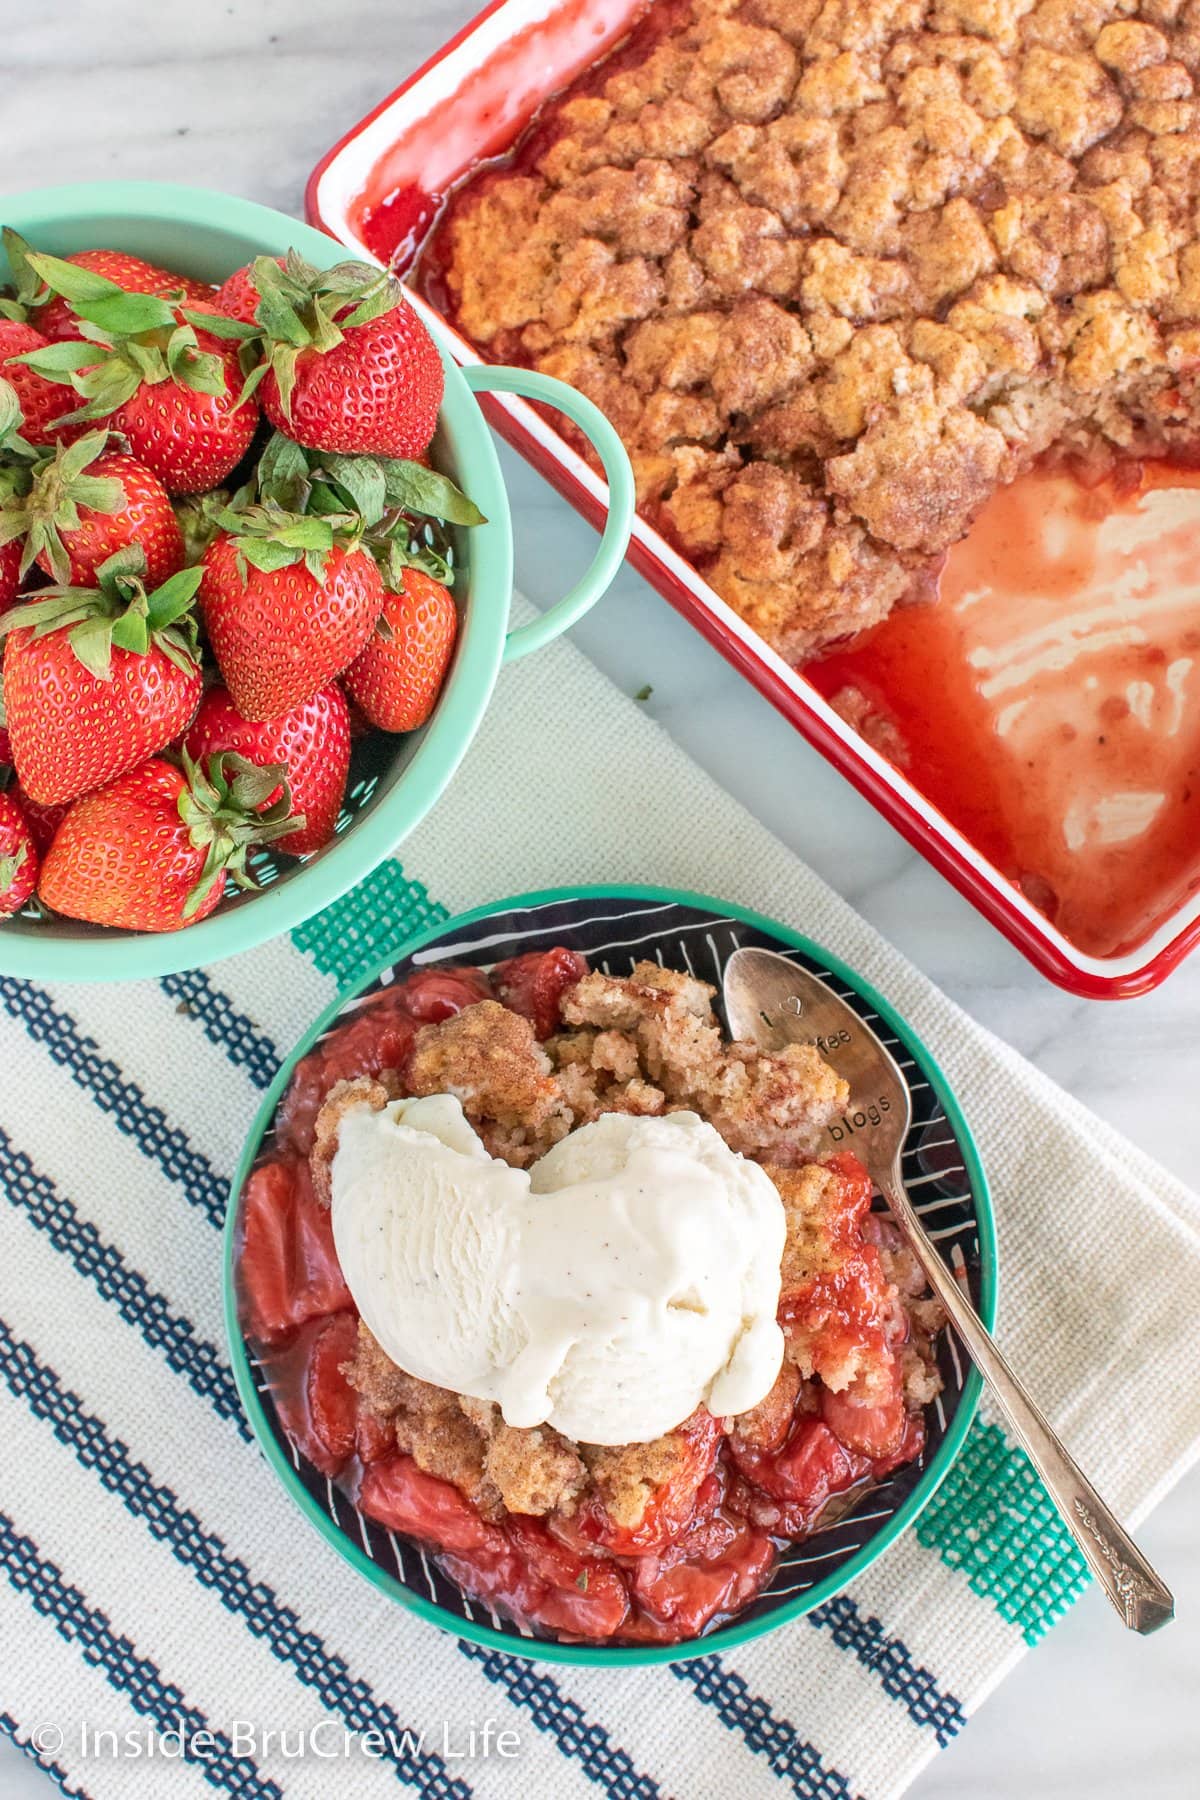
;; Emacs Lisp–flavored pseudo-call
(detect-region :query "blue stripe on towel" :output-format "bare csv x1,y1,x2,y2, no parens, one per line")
160,972,282,1091
0,1127,246,1437
461,1644,661,1799
0,1713,96,1800
0,979,227,1227
809,1597,965,1746
674,1658,854,1800
0,1512,282,1800
0,1323,663,1800
0,1321,471,1796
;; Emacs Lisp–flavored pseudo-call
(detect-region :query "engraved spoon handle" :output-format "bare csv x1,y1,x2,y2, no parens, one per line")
884,1160,1174,1635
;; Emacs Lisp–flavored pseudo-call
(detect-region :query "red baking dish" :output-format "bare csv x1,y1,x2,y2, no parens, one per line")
307,0,1200,999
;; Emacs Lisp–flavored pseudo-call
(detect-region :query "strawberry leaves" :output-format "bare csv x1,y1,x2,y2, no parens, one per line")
0,430,128,583
0,228,51,322
178,747,304,917
237,252,410,418
0,543,202,679
0,378,31,454
7,251,233,425
210,501,351,582
0,837,28,896
374,458,485,527
236,430,481,589
211,431,482,590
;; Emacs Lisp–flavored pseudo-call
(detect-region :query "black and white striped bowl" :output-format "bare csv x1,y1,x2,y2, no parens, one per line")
225,886,997,1666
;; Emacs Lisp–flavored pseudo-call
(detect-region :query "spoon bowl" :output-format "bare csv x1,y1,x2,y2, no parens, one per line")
723,945,1174,1637
723,944,913,1178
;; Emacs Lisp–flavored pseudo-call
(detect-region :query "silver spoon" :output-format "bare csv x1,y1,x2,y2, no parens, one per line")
723,945,1174,1635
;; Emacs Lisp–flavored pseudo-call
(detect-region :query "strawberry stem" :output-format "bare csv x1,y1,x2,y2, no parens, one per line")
178,749,305,916
9,253,232,424
0,840,27,896
0,544,202,679
0,429,127,583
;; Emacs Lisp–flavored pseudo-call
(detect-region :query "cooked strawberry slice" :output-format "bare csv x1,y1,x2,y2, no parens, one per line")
355,1406,397,1465
577,1408,722,1557
727,1414,872,1537
274,991,419,1157
239,1157,351,1343
493,948,589,1039
502,1519,629,1640
268,1310,358,1477
401,964,494,1022
629,1497,775,1641
819,1355,907,1460
306,1312,359,1469
358,1455,505,1557
871,1410,925,1479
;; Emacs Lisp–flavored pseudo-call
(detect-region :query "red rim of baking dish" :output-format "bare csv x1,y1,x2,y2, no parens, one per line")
305,0,1200,1000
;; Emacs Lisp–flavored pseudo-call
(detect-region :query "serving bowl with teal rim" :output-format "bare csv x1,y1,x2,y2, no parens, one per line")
224,884,997,1667
0,181,635,981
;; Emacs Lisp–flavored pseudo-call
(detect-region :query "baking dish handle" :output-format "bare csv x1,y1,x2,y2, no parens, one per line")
461,365,635,663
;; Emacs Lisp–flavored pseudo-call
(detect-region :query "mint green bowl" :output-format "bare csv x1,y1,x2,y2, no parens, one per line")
0,181,635,981
224,885,997,1667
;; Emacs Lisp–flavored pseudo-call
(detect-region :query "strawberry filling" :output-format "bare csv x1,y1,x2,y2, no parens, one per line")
492,947,589,1039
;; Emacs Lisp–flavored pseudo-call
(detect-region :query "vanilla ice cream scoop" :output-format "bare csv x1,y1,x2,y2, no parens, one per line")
330,1097,786,1445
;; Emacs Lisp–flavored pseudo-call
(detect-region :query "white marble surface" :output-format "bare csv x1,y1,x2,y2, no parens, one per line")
0,2,1197,1795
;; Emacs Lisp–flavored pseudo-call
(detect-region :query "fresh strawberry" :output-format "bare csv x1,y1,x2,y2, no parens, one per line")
0,548,203,804
0,320,84,447
0,789,37,916
31,251,211,344
229,251,443,459
13,785,67,855
0,539,18,615
199,510,384,720
110,302,257,493
343,568,456,733
214,260,272,327
38,748,303,932
0,431,183,588
9,252,257,493
185,681,351,855
342,684,373,738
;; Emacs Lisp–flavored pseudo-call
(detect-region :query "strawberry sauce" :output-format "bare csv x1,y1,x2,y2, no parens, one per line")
807,462,1200,959
353,0,649,273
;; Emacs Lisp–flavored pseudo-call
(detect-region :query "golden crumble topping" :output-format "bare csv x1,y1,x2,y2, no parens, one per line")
313,969,866,1531
433,0,1200,658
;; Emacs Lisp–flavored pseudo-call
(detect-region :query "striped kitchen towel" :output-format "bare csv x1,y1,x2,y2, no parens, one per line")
2,599,1198,1800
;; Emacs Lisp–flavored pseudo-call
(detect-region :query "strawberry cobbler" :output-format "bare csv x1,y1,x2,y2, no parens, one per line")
430,0,1200,661
238,949,943,1644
